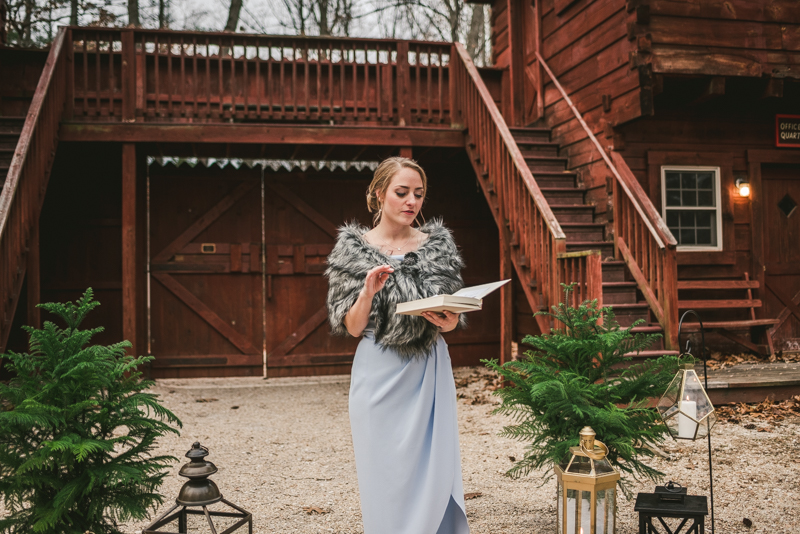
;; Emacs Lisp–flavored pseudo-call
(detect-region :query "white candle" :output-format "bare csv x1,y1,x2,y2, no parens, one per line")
678,398,697,439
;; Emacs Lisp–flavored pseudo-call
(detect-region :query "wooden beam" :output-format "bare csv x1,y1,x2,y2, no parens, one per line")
766,282,800,326
26,222,40,330
59,123,465,147
122,143,137,355
266,182,338,239
499,233,513,365
269,306,328,358
507,0,526,126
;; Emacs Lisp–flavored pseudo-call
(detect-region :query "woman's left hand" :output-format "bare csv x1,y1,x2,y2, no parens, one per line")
421,310,460,332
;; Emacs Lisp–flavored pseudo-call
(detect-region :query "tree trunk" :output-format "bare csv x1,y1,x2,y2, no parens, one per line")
158,0,168,28
224,0,242,32
70,0,78,26
318,0,330,36
465,4,485,66
128,0,140,27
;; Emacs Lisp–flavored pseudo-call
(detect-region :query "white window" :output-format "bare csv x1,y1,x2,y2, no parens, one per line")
661,166,722,251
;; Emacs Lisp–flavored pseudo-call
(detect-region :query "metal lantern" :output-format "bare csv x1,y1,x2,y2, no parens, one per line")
142,442,252,534
657,363,717,440
555,427,620,534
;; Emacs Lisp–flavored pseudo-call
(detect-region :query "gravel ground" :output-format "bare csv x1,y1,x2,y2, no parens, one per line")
108,367,800,534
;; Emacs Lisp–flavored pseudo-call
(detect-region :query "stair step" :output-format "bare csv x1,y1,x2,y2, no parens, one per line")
601,260,626,282
626,349,681,358
608,302,650,327
560,222,605,241
541,187,585,204
509,126,551,143
532,171,577,188
525,155,569,172
566,240,614,258
0,117,25,135
550,205,594,222
518,142,560,157
602,281,637,304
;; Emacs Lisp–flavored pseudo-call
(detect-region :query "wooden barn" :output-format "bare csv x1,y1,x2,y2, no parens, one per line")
1,1,799,397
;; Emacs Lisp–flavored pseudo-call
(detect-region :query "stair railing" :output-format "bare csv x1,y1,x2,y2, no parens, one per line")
535,51,678,348
0,27,69,350
452,43,588,326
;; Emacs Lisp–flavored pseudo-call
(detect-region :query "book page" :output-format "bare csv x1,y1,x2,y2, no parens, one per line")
452,279,510,299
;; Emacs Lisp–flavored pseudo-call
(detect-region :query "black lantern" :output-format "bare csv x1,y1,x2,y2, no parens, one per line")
634,481,708,534
142,442,252,534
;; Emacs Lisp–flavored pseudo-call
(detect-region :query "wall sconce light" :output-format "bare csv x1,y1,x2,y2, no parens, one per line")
735,178,750,198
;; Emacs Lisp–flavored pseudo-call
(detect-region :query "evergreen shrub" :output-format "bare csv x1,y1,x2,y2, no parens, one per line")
0,289,182,534
485,284,688,492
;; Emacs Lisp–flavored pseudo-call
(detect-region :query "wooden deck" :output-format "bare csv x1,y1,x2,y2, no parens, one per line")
704,363,800,404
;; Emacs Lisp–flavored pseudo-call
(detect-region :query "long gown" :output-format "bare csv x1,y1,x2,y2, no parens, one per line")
348,256,470,534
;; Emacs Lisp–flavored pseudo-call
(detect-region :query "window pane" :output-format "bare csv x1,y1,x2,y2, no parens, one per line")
665,171,680,189
680,229,696,245
680,211,695,227
697,172,713,190
697,229,712,245
682,190,697,206
697,191,714,206
696,211,712,228
667,211,679,226
666,190,681,206
681,172,697,189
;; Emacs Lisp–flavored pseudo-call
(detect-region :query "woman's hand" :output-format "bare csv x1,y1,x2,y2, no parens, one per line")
421,310,460,333
361,265,394,299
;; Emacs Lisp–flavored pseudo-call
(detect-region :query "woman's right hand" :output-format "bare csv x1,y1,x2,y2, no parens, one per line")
361,265,394,299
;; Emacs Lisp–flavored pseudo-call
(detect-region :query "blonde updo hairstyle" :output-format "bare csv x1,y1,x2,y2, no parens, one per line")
367,157,428,226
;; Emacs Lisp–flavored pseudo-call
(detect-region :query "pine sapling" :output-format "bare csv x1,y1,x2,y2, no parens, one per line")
484,284,688,494
0,289,182,534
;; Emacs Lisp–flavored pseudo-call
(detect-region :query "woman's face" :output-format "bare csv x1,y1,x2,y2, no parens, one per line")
378,167,425,227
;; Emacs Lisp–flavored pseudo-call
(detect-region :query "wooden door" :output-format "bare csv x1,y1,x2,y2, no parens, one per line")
149,170,265,377
762,164,800,345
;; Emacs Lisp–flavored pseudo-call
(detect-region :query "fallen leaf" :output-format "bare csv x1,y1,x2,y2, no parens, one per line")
478,432,489,435
231,406,239,409
509,456,516,462
195,398,218,403
743,518,753,528
302,506,330,515
464,492,483,500
744,423,756,430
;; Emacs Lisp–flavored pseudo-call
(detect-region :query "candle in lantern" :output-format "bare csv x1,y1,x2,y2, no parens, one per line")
677,396,697,439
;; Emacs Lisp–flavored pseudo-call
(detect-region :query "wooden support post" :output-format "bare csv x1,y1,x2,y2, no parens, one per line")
122,144,137,355
121,30,135,122
500,233,513,365
65,28,74,120
533,0,544,121
507,0,526,126
396,41,411,127
26,222,40,330
748,158,766,319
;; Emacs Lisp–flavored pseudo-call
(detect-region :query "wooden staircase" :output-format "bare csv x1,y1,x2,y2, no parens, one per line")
507,126,676,356
0,117,25,190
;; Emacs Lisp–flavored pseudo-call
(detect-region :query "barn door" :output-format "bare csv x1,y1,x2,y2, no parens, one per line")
149,172,265,377
762,164,800,346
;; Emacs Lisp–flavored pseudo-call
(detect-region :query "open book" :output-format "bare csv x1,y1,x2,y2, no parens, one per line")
395,280,511,316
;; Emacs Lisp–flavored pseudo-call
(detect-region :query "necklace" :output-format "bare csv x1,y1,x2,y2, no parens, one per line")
374,230,416,253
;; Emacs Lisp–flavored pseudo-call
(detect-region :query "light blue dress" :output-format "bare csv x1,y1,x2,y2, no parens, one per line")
349,255,470,534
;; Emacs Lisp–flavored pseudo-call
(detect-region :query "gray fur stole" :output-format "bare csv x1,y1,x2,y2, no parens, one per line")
325,219,467,359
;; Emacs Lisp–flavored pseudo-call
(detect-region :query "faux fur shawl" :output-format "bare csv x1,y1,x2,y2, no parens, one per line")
325,219,467,359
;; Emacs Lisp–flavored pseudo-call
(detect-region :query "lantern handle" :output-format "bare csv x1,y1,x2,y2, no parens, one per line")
580,439,608,460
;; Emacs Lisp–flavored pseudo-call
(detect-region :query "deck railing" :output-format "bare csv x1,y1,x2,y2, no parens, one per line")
557,251,603,310
0,27,69,350
452,43,583,327
536,51,678,348
67,27,452,126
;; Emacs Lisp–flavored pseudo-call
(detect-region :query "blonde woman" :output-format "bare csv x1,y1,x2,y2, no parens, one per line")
325,157,470,534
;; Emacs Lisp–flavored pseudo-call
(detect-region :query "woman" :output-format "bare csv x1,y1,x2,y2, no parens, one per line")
325,157,470,534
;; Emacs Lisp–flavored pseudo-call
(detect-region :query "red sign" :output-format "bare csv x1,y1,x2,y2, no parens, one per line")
776,114,800,148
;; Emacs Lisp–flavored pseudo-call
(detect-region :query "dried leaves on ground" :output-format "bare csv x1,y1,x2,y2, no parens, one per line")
705,350,800,370
716,395,800,428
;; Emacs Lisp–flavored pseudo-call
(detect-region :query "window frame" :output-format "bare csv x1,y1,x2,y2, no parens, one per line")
661,165,723,252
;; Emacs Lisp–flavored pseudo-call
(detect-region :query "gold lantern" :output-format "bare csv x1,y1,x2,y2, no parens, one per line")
555,427,620,534
657,363,717,440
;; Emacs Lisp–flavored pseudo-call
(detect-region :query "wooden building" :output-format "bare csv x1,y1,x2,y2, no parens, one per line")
1,0,799,382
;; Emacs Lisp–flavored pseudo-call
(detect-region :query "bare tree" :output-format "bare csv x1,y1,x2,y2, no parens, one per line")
157,0,168,27
224,0,242,31
278,0,355,36
128,0,139,26
464,4,486,66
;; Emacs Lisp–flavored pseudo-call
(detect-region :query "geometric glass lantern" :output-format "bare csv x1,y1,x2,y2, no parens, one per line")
142,442,253,534
657,363,717,440
555,427,620,534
